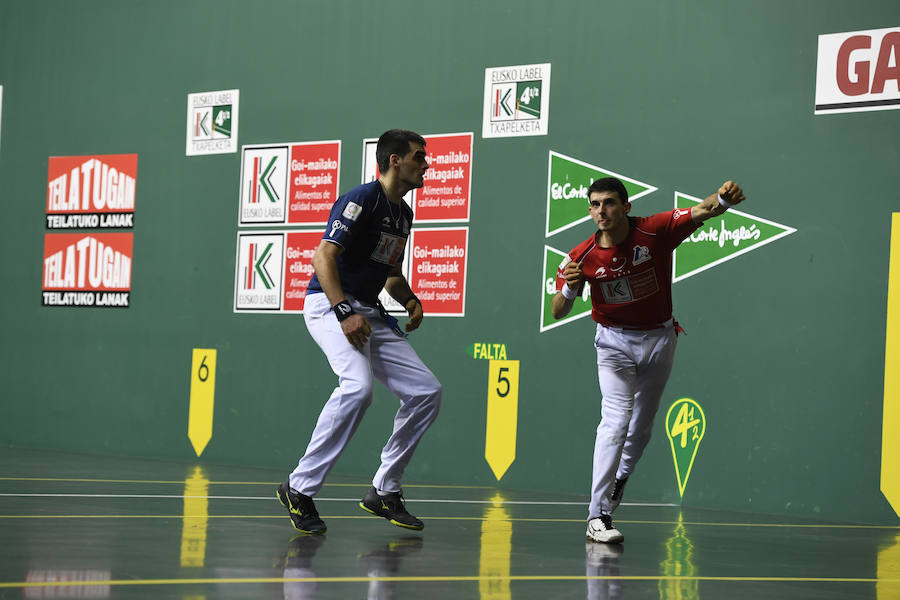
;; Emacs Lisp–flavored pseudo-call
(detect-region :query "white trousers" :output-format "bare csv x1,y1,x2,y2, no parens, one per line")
588,322,677,518
289,292,442,496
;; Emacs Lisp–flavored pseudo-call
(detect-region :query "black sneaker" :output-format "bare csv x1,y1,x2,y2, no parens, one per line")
609,477,628,511
359,486,424,530
277,481,326,534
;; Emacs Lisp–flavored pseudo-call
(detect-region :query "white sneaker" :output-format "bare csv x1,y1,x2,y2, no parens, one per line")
586,514,624,543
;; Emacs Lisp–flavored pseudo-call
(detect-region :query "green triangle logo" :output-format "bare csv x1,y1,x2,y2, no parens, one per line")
546,151,657,237
673,192,797,283
539,245,594,332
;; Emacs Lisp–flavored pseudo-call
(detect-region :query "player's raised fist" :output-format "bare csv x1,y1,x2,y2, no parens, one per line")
718,181,745,206
564,261,585,287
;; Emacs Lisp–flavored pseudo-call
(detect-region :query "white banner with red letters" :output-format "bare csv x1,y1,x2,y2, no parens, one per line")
815,26,900,114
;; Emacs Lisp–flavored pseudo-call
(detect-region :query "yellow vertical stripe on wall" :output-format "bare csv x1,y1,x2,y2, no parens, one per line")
883,214,900,518
485,360,519,481
188,349,216,457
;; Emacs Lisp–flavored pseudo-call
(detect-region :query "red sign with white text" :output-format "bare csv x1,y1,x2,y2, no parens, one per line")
288,141,340,225
408,227,468,316
46,154,138,229
42,232,134,307
282,230,323,312
417,133,472,222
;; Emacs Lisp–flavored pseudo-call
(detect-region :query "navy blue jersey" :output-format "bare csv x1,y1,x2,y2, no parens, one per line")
308,181,412,304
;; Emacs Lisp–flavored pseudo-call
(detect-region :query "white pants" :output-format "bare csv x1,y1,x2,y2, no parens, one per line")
289,293,442,496
588,322,677,518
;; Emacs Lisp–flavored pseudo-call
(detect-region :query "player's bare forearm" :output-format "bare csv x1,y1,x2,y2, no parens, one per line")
551,292,575,319
691,181,746,223
311,239,371,346
383,267,414,306
311,240,349,307
384,268,423,331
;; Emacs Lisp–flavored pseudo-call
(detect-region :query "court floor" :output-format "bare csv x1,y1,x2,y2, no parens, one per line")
1,448,898,599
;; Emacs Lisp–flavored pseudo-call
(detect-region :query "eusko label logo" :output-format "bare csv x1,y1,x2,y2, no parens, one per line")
239,145,289,224
186,89,239,155
483,63,551,138
234,233,284,311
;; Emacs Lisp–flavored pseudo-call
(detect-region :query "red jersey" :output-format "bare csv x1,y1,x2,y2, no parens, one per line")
555,209,701,328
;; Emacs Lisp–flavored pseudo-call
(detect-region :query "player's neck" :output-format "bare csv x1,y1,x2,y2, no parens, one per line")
377,174,407,205
595,221,630,248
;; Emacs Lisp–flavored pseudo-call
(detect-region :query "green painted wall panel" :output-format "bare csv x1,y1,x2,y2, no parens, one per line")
1,0,898,524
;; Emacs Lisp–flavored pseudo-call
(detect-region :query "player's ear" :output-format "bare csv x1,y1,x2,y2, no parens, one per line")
624,202,631,214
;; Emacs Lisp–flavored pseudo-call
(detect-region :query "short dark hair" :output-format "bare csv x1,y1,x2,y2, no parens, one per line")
587,177,629,204
376,129,426,173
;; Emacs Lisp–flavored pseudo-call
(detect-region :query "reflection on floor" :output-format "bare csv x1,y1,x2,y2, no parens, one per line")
1,447,898,599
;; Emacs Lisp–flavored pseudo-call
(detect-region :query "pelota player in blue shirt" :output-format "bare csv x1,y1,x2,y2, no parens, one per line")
278,129,442,534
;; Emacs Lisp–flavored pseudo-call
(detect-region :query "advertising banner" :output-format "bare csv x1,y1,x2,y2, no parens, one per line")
407,227,468,316
233,230,321,313
239,141,340,226
42,232,133,307
46,154,138,229
186,89,239,155
815,26,900,115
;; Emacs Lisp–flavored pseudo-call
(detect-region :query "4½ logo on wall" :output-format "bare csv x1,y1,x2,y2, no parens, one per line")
186,89,239,155
815,26,900,115
483,63,551,138
46,154,137,229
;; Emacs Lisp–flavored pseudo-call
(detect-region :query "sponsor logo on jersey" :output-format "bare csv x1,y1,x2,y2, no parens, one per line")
342,202,362,221
632,245,652,266
329,219,350,238
371,232,406,265
593,265,607,277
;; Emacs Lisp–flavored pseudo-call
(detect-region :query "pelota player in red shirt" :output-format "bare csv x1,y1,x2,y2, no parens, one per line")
552,176,746,544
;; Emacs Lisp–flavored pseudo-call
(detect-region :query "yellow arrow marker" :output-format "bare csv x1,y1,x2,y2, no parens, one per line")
485,360,519,481
180,466,209,568
478,493,512,600
188,349,216,457
883,214,900,518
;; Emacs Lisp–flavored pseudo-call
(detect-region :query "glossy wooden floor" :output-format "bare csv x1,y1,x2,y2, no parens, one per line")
1,448,898,599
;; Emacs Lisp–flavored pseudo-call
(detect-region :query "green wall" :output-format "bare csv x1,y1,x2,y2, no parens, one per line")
1,0,898,525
